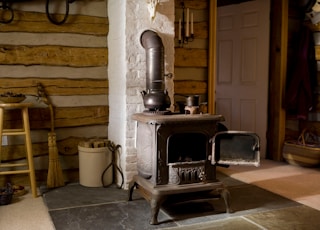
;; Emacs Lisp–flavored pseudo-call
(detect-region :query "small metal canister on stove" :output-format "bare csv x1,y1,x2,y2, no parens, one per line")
186,95,199,106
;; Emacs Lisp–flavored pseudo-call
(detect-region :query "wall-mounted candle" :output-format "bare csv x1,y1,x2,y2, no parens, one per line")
186,8,189,37
191,12,194,35
178,18,182,41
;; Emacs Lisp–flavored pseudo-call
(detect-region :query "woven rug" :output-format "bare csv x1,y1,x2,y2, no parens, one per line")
42,172,320,230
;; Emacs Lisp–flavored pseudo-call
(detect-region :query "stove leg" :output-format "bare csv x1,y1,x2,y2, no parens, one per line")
128,180,137,201
220,188,233,213
149,195,166,225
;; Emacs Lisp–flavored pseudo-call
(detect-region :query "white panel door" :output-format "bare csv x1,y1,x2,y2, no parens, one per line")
216,0,270,158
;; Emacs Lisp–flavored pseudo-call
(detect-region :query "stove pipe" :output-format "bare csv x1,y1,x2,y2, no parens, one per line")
140,30,170,111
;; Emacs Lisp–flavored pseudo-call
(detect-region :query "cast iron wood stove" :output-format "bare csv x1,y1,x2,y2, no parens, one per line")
129,30,260,225
128,113,260,225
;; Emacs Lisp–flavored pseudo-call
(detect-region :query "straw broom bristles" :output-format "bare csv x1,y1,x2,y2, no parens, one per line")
47,132,65,188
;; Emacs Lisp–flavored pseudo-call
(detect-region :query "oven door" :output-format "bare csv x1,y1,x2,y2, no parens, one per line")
210,131,260,167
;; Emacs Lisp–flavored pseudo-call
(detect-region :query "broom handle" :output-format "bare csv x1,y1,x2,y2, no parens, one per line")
49,104,55,133
37,83,55,132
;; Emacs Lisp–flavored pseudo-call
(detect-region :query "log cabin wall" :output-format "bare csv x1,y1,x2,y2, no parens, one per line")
0,0,109,186
0,0,210,187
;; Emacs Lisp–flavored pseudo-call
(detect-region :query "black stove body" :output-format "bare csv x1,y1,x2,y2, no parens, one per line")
129,113,260,225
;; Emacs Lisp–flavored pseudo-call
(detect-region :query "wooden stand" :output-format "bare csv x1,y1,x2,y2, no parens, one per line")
128,175,231,225
0,103,37,197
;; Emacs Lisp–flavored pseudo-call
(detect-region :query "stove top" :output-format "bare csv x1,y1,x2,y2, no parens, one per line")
132,113,225,124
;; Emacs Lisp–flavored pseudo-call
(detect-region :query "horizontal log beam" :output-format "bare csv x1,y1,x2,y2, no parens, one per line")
0,78,108,96
0,45,108,67
3,106,109,129
175,48,207,67
0,136,87,162
1,11,108,36
174,80,207,95
52,106,109,128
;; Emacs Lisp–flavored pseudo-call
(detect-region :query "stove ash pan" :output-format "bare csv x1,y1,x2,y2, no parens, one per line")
211,131,260,167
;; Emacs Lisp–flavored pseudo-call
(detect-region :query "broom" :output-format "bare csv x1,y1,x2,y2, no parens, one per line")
47,104,65,188
37,83,65,188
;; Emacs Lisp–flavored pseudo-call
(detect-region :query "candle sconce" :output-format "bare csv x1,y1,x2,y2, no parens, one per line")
178,1,194,47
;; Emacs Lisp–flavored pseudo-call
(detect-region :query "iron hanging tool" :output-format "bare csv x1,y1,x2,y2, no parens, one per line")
46,0,75,25
0,0,14,24
101,142,124,189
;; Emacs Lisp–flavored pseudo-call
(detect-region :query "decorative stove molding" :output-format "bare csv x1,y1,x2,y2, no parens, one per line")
168,160,206,184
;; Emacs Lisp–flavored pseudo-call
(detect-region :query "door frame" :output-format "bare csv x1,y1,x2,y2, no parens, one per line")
208,0,288,160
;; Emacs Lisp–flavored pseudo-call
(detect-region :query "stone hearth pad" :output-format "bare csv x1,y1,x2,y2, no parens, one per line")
41,172,320,229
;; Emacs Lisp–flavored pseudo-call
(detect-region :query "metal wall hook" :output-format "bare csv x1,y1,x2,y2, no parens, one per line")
0,0,14,24
46,0,75,25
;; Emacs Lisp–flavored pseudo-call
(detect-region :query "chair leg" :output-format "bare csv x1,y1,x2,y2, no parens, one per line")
22,107,37,198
